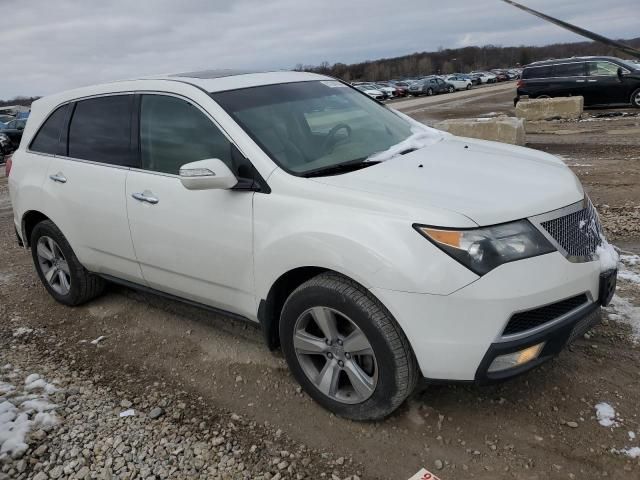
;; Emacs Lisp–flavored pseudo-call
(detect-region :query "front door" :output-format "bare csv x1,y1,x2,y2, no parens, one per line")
586,61,626,105
125,93,255,318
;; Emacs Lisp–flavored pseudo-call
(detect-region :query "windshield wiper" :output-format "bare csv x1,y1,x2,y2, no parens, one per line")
302,159,380,178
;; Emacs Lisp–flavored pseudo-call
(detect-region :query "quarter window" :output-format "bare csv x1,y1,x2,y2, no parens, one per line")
139,95,235,175
30,104,69,155
522,66,552,79
68,95,134,165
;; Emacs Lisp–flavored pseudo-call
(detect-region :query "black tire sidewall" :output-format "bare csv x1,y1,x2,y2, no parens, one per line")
631,88,640,108
31,221,85,306
280,281,408,420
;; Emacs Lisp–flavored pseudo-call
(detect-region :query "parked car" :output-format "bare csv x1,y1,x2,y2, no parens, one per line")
0,133,11,163
0,115,15,124
372,83,397,98
408,77,454,96
388,81,410,96
444,75,473,90
8,70,617,420
0,118,27,149
354,84,386,101
471,72,497,84
516,56,640,108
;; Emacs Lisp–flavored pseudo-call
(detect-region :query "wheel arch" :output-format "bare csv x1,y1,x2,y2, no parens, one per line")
21,210,51,247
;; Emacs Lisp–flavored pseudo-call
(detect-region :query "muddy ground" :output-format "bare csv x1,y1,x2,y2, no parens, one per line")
1,84,639,479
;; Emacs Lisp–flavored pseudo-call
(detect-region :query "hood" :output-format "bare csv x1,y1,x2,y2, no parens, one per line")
311,136,584,226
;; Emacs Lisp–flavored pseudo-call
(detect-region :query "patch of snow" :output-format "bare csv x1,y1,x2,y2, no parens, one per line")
0,367,60,460
629,431,636,441
367,124,444,163
595,402,618,427
119,409,135,417
622,447,640,459
605,295,640,342
12,327,33,338
595,237,619,272
619,254,640,285
90,335,107,345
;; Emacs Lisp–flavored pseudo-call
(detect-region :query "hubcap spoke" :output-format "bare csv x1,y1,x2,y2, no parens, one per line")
344,360,376,399
58,270,70,291
309,307,339,342
37,242,54,261
293,331,327,355
315,361,341,397
58,260,70,275
342,329,374,356
44,266,58,283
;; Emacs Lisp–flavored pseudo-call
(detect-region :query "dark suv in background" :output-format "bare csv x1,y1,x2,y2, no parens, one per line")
516,56,640,108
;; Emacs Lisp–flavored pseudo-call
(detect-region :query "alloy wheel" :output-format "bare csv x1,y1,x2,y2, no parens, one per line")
36,236,71,295
293,306,378,404
634,91,640,106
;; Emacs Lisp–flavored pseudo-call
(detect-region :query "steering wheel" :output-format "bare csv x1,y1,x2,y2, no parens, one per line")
321,123,352,153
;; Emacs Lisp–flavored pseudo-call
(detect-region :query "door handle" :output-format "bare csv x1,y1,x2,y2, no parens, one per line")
587,80,597,83
49,173,67,183
131,192,159,205
575,80,586,83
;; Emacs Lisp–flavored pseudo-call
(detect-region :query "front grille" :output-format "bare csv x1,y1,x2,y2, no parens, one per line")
503,294,589,335
540,200,602,259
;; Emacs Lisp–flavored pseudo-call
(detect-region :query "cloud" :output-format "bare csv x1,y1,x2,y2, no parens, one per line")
0,0,637,98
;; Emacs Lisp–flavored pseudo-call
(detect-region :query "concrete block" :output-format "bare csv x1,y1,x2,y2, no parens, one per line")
434,117,525,146
515,96,583,121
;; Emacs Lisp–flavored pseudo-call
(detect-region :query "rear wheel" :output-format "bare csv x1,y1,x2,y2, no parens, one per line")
31,220,106,306
466,84,472,90
631,88,640,108
279,273,418,421
426,88,433,96
448,86,455,93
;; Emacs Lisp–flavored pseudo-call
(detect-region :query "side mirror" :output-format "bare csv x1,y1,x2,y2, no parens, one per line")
617,67,624,81
179,158,237,190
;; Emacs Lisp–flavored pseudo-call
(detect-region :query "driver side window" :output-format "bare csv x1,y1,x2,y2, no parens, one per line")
140,95,235,175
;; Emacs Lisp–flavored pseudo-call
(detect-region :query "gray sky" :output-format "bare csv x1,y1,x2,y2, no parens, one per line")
0,0,637,98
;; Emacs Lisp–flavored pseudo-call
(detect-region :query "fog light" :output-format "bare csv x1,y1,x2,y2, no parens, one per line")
488,343,545,373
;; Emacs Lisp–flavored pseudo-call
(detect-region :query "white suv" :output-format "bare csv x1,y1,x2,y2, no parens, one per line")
8,70,618,420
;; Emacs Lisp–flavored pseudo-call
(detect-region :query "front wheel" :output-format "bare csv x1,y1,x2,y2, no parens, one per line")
466,84,472,90
279,273,418,421
426,88,433,96
448,86,455,93
631,88,640,108
31,220,106,306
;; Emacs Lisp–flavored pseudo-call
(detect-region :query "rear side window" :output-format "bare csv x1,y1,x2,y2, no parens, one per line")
522,66,552,79
30,104,69,155
553,63,586,77
68,95,134,165
139,94,234,175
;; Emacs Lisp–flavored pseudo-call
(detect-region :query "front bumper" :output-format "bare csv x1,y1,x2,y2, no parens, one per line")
371,251,606,381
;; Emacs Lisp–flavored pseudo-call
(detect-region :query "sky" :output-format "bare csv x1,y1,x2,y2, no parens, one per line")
0,0,637,98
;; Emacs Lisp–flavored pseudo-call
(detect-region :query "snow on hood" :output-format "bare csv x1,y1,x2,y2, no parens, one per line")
367,110,445,163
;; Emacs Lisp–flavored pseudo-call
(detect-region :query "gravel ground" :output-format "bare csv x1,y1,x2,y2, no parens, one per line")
1,329,361,480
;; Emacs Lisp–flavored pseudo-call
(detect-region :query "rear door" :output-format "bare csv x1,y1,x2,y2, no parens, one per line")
41,94,144,283
125,93,255,317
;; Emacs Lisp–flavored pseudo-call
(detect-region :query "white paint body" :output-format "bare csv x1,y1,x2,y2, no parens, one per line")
444,76,473,90
8,71,603,381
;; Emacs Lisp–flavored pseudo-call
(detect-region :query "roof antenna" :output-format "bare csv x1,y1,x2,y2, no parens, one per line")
501,0,640,59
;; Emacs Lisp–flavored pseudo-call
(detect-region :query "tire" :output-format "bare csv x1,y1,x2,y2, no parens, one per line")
448,86,455,93
631,88,640,108
31,220,106,306
466,84,472,90
279,272,419,421
426,88,433,96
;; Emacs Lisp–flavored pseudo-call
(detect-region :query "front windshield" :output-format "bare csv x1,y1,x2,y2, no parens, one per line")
619,59,640,71
211,80,413,174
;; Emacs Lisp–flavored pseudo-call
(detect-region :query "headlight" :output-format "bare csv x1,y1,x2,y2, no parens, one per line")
414,220,555,275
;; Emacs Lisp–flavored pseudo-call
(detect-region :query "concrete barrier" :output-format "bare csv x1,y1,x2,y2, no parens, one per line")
515,96,583,121
434,117,525,146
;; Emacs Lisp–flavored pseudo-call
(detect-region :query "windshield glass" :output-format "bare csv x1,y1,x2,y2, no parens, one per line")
619,59,640,71
211,81,414,174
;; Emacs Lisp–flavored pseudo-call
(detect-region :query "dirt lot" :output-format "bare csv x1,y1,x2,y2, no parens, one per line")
1,84,639,479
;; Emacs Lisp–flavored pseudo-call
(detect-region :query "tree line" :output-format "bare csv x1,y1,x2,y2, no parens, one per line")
296,37,640,81
0,96,40,108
